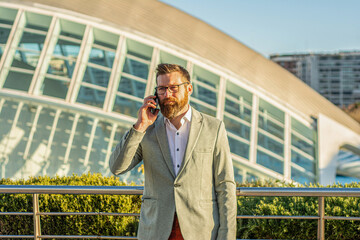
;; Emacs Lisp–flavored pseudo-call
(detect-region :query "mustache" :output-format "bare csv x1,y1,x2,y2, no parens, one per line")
161,97,177,103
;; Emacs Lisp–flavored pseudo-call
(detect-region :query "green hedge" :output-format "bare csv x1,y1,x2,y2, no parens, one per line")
1,174,360,239
0,173,141,237
237,180,360,239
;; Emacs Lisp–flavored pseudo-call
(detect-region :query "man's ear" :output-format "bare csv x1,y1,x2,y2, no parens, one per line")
187,83,193,95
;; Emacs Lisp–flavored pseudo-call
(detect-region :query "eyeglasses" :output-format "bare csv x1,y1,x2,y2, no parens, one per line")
155,82,189,95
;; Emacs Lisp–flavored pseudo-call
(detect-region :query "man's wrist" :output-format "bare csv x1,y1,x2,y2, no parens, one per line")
133,122,147,133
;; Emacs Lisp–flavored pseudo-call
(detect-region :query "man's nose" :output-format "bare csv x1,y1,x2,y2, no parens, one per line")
164,88,171,97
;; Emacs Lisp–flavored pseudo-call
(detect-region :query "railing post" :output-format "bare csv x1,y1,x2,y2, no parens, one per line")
33,194,41,240
317,196,325,240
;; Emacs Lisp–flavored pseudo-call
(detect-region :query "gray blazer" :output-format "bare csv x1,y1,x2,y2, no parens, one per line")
110,107,237,240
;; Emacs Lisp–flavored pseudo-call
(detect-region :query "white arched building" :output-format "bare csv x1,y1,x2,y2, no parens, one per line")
0,0,359,185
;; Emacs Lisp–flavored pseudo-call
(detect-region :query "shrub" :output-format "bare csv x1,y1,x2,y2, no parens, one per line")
0,173,141,237
236,180,360,239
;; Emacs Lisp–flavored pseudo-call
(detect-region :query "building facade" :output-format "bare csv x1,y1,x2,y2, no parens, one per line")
270,52,360,107
0,0,360,185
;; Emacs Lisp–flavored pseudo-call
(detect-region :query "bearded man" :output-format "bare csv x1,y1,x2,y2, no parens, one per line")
110,63,236,240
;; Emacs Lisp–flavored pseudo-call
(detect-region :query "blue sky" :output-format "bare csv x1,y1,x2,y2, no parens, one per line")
160,0,360,57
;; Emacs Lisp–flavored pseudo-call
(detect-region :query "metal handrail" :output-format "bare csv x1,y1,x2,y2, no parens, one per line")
1,186,360,240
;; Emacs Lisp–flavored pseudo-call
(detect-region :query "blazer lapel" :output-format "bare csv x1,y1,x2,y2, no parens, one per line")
155,114,176,178
179,107,203,175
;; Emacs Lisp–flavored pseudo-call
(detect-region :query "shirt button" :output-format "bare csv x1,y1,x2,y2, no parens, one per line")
174,183,181,187
177,132,179,135
177,148,179,151
177,165,180,168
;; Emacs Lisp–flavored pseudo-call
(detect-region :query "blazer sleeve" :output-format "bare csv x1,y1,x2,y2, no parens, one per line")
109,127,146,175
213,121,237,240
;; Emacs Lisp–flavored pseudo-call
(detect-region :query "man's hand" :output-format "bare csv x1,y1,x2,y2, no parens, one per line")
133,95,160,132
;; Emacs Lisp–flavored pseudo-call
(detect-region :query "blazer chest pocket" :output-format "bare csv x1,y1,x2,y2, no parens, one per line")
192,150,212,167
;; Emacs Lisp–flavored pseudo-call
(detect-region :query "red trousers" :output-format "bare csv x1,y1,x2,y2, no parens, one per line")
168,213,184,240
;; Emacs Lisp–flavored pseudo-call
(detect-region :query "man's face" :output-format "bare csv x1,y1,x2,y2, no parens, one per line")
156,72,192,120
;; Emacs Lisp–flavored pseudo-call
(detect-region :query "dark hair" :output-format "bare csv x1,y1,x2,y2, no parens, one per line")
156,63,190,83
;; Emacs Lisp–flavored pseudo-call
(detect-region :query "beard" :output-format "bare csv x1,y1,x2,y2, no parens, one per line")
160,91,189,120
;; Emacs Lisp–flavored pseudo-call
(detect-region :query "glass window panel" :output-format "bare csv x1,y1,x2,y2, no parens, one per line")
123,58,149,79
190,101,216,117
59,19,85,40
82,66,110,88
228,137,249,159
48,39,80,78
93,28,118,49
118,76,146,98
291,150,315,173
291,167,315,184
258,115,284,139
224,116,250,140
291,134,314,156
12,32,46,68
257,150,284,174
41,77,69,99
46,112,73,176
246,172,259,183
24,12,51,31
5,103,35,177
126,38,153,61
3,71,33,92
159,51,187,67
90,121,113,171
27,107,55,164
192,83,217,106
0,100,18,141
76,86,106,108
0,7,17,25
113,96,142,118
113,124,130,150
89,47,115,68
193,65,219,88
258,133,284,157
47,56,76,78
233,169,243,184
226,81,252,105
12,49,39,69
0,27,11,44
224,99,252,123
53,39,81,57
291,117,316,141
259,99,285,123
68,116,92,173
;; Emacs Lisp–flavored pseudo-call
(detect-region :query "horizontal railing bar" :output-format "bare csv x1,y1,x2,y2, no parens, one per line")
0,212,32,216
237,215,319,220
0,185,144,195
236,187,360,197
324,216,360,221
2,186,360,197
0,235,33,238
39,236,137,239
37,212,140,217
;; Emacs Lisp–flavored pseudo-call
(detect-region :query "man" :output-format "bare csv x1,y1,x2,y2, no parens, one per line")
110,63,236,240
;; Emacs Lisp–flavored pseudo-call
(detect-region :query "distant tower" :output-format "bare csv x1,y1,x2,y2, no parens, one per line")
270,52,360,107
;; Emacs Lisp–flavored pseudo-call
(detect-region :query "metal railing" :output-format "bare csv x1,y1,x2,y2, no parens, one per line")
1,185,360,240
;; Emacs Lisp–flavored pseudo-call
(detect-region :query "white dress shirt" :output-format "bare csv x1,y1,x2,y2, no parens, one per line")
164,106,192,176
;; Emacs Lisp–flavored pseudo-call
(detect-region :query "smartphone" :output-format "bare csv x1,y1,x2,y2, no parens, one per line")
150,91,160,114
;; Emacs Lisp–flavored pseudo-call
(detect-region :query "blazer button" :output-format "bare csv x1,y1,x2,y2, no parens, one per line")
174,183,181,187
